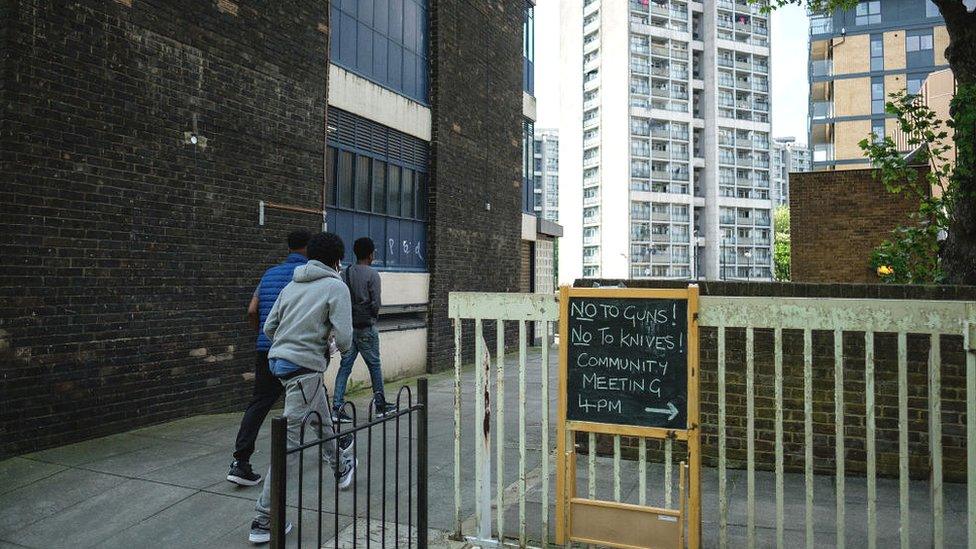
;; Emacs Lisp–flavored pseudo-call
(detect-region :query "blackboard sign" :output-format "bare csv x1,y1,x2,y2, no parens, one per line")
565,296,688,429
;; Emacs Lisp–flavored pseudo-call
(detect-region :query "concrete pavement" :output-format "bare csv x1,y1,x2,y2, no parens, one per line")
0,346,968,547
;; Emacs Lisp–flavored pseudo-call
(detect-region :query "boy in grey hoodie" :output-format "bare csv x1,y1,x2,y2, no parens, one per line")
249,232,356,545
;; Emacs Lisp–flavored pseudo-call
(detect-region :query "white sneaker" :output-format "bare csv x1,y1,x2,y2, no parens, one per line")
248,519,292,544
337,458,357,490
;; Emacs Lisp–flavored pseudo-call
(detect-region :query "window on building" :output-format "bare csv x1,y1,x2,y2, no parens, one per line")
870,34,883,71
906,30,934,52
855,0,881,25
524,2,535,95
872,120,885,144
522,119,534,214
326,109,428,271
926,0,940,17
871,77,884,114
331,0,429,103
907,73,926,95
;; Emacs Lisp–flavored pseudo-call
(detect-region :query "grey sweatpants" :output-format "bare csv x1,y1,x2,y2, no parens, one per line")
254,372,344,523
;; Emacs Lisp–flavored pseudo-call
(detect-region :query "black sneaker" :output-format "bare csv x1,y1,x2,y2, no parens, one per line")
374,396,398,418
331,406,354,424
227,460,261,486
248,519,292,544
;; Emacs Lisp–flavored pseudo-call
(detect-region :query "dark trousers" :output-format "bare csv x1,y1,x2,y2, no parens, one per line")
233,350,284,463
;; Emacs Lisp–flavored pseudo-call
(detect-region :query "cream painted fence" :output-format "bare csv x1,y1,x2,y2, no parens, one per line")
448,291,976,548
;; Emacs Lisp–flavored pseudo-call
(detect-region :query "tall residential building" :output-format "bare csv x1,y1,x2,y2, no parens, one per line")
559,0,775,282
533,129,560,223
807,0,955,170
770,137,812,207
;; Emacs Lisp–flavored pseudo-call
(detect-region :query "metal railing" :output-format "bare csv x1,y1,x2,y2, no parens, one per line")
269,380,428,549
448,291,976,549
448,293,559,547
701,297,976,549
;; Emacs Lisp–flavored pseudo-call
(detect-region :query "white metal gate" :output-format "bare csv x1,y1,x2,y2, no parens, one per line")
448,290,976,548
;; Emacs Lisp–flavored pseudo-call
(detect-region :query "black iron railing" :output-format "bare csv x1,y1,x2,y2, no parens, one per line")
270,378,428,548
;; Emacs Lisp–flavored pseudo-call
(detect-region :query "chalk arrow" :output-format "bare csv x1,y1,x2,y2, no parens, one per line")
645,401,679,421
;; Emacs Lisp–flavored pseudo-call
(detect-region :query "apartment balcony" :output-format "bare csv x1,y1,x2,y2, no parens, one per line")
583,195,600,206
752,81,768,92
718,19,733,29
752,64,768,74
735,60,751,70
754,159,769,168
672,131,689,140
720,216,736,225
651,233,672,243
651,169,670,180
810,17,832,35
651,149,670,160
811,101,833,119
650,65,668,77
633,45,650,55
651,127,670,138
650,4,670,16
737,157,753,166
583,117,599,129
755,216,771,227
719,77,735,87
672,49,689,59
583,235,599,245
813,144,834,162
754,101,769,112
583,99,600,111
753,25,768,35
811,60,832,77
583,156,600,167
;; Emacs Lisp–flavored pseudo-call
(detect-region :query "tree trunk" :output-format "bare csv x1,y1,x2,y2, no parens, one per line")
934,0,976,284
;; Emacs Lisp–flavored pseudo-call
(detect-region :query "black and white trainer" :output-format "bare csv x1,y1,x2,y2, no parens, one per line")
227,460,262,487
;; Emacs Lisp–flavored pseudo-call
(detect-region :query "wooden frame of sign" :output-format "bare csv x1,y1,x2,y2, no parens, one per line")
555,285,701,549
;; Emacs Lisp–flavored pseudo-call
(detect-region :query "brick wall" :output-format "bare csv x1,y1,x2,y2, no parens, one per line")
0,0,329,457
578,280,976,480
426,0,525,372
791,168,924,283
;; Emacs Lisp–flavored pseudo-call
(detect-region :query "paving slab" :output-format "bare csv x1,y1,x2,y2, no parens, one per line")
16,478,194,548
93,492,254,549
0,458,66,496
80,438,218,478
0,468,124,534
23,433,156,467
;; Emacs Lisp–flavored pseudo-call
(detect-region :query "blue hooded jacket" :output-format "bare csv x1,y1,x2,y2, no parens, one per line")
255,253,307,351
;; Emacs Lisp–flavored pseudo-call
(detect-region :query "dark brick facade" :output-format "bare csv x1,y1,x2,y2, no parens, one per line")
0,0,329,457
790,167,925,283
579,280,976,480
426,0,525,372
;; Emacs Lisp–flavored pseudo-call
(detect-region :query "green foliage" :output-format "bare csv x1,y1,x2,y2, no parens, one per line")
772,206,790,281
858,90,956,284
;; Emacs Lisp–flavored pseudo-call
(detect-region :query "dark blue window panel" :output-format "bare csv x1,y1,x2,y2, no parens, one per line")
359,0,373,26
374,0,389,34
331,0,427,103
388,43,403,90
374,34,390,87
390,0,403,43
357,24,373,76
339,12,358,68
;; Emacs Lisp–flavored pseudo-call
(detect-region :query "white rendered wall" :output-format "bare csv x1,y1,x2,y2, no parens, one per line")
558,0,584,285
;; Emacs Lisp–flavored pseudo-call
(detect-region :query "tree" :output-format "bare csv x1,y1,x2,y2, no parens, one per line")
773,206,791,281
763,0,976,284
859,90,953,283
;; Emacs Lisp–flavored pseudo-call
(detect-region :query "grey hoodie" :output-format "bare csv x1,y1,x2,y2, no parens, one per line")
264,260,353,372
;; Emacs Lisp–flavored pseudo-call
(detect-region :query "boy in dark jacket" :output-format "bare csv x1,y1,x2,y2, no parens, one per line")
332,237,395,422
227,230,309,486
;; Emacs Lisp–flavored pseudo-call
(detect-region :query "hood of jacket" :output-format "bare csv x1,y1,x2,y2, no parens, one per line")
292,260,341,283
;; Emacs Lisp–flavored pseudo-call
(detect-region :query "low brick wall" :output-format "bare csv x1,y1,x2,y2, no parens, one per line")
790,168,926,283
576,280,976,481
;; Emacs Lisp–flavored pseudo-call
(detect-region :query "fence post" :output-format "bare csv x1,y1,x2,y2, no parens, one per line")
270,416,287,549
418,377,429,549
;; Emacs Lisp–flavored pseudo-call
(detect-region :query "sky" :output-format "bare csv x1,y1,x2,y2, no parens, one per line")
533,1,811,144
